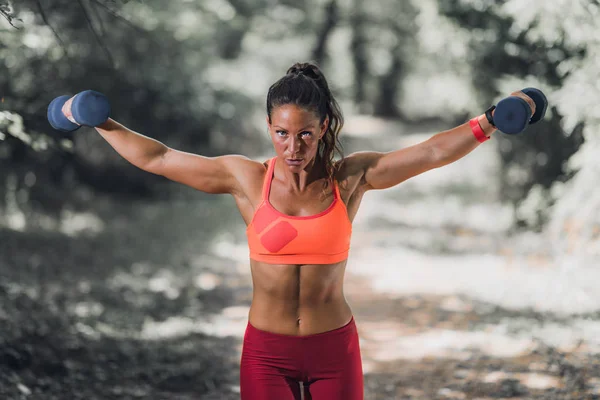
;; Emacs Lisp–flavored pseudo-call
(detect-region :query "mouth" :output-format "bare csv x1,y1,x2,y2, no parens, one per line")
285,158,304,166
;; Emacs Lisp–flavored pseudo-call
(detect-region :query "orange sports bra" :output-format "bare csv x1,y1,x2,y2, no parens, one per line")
246,157,352,265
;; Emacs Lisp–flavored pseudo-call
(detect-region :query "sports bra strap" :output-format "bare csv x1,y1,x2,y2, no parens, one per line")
261,158,277,200
332,178,341,200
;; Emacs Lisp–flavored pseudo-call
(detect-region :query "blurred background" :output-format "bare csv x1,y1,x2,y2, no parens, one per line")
1,0,599,399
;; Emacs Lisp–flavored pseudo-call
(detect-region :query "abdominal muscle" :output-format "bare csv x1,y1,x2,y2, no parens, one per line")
247,259,353,336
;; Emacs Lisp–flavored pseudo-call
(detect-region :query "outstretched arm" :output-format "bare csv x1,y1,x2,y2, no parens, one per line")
55,93,254,195
95,119,250,195
350,91,536,190
54,90,264,197
360,114,495,190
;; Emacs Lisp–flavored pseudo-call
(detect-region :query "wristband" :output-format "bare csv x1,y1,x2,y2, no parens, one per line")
469,117,489,143
485,105,496,128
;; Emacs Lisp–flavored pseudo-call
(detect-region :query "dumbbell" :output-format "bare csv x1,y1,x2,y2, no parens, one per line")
490,88,548,135
47,90,110,132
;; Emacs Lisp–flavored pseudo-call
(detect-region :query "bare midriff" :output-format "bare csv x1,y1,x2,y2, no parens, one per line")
247,259,353,336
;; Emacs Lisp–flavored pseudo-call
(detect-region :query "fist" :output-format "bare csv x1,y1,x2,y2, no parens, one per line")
61,95,79,125
509,90,536,118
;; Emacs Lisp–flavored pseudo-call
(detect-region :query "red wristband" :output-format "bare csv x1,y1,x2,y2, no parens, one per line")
469,117,489,143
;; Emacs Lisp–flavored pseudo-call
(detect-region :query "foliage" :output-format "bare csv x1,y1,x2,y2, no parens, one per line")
0,0,264,218
0,0,425,223
3,0,597,242
436,0,590,230
0,0,21,28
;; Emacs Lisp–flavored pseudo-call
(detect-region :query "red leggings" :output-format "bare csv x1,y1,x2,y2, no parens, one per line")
240,317,364,400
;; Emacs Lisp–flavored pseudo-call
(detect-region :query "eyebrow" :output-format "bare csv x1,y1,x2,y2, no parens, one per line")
273,125,315,132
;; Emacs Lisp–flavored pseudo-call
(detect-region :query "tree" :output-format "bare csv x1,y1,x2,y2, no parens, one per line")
0,0,262,220
311,0,339,65
437,0,588,230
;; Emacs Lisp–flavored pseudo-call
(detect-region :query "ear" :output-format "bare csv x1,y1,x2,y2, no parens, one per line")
319,116,329,139
266,115,271,128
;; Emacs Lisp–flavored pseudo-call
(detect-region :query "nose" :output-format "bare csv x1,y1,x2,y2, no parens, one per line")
289,135,301,154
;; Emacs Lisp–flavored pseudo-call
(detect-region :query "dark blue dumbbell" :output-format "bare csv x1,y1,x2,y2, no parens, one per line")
493,88,548,135
47,90,110,132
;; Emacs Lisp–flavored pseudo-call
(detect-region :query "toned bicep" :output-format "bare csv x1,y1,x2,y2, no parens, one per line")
146,149,248,194
361,139,439,190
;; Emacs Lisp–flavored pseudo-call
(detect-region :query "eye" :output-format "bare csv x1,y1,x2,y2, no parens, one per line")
300,131,312,137
275,130,287,137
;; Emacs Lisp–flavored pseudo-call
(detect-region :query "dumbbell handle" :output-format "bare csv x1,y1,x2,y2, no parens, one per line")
61,95,80,125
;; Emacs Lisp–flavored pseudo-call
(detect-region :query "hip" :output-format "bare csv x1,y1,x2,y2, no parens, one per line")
248,299,353,336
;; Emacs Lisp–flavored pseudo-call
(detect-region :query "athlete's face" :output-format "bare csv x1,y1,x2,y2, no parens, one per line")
267,104,328,172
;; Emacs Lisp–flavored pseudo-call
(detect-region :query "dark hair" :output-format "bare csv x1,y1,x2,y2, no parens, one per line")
266,62,344,185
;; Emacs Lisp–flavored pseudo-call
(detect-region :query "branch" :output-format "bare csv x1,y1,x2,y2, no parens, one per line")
90,0,106,36
34,0,69,56
0,2,22,28
78,0,116,68
88,0,147,34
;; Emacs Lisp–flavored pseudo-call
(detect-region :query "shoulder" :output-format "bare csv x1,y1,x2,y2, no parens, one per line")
335,151,374,198
217,155,269,194
218,154,266,171
220,154,269,177
335,151,382,182
333,151,383,197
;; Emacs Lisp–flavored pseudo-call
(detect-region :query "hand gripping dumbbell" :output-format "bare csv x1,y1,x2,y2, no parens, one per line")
487,88,548,135
47,90,110,132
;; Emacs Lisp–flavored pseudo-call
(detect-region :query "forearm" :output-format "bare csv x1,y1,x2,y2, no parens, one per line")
431,114,497,167
95,119,168,171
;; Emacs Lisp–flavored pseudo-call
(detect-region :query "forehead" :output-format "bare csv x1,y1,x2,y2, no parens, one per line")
271,104,320,128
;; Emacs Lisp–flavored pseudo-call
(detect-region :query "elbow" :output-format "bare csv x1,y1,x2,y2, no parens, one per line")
428,140,447,169
141,145,170,174
156,145,170,162
433,152,450,168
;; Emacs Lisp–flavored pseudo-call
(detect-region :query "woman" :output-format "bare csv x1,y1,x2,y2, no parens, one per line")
60,62,535,399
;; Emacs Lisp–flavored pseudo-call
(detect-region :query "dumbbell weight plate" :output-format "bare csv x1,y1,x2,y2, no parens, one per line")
493,96,531,135
71,90,111,127
521,87,548,124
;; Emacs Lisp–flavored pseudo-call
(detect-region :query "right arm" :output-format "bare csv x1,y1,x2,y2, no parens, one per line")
95,119,248,195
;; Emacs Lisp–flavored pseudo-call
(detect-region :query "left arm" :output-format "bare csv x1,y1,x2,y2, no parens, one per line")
359,114,496,190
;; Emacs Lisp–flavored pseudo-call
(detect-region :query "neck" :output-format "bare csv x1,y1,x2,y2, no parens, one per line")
277,156,326,192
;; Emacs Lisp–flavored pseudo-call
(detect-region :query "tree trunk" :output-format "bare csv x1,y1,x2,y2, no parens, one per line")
311,0,339,65
350,0,369,112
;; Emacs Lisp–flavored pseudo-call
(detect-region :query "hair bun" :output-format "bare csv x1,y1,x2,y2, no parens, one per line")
287,62,320,80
